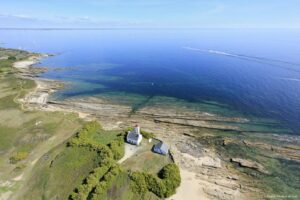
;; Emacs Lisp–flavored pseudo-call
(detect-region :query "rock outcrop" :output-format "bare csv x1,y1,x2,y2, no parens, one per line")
230,158,269,174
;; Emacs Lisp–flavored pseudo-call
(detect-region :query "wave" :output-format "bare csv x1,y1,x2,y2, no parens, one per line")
183,47,238,57
279,78,300,82
183,46,300,73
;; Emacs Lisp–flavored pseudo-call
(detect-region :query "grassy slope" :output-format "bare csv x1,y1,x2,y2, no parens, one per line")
27,126,166,200
22,144,100,200
122,139,172,175
0,49,83,198
103,172,161,200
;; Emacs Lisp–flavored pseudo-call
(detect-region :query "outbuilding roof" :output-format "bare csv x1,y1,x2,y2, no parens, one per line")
154,141,169,153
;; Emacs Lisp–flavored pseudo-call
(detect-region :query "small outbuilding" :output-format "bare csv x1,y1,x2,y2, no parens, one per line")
126,125,143,145
153,141,169,155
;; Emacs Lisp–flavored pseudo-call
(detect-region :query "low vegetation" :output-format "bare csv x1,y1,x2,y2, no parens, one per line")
0,48,84,199
68,121,125,199
125,127,155,139
130,163,181,198
140,129,155,139
9,151,29,164
67,121,124,161
69,122,180,200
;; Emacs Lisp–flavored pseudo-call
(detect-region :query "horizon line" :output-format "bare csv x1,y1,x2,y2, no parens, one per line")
1,27,300,31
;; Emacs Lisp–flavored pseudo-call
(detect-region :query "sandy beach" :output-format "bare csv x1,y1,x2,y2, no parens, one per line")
13,57,40,69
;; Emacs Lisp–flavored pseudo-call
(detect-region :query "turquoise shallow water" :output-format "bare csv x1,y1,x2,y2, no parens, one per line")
1,29,300,133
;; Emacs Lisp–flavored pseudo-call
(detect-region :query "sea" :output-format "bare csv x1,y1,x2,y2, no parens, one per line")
1,28,300,133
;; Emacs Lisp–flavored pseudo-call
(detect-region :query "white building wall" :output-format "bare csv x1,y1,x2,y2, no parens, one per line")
134,126,140,134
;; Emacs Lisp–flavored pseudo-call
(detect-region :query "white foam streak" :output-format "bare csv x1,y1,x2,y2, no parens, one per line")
183,47,238,57
279,78,300,82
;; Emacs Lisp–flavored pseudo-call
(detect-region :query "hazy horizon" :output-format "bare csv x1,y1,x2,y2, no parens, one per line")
1,0,300,29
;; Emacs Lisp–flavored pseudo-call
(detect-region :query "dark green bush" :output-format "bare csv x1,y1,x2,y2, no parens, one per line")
8,56,17,61
144,174,166,198
160,164,181,197
67,121,101,147
129,172,148,195
129,163,181,198
108,137,125,160
90,165,121,200
69,161,113,200
68,122,125,200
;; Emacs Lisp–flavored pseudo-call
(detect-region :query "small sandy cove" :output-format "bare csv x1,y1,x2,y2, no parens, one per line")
13,55,60,106
167,169,208,200
14,58,38,69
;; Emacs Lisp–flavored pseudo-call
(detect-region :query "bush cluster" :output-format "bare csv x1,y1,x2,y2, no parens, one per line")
140,130,155,139
130,163,181,198
90,165,121,199
69,121,125,200
130,172,148,195
10,151,29,164
108,136,125,160
8,56,17,61
159,163,181,197
70,164,121,200
67,121,123,161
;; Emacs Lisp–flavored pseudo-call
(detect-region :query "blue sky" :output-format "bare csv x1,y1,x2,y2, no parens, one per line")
0,0,300,28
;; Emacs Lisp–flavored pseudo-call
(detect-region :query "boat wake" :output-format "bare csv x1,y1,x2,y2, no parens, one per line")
279,77,300,82
183,47,300,73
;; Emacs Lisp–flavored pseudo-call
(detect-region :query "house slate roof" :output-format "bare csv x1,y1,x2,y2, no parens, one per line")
127,131,140,141
154,141,169,153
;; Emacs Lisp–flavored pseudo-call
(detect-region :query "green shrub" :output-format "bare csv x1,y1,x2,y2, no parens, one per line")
90,165,121,200
68,122,126,200
160,164,181,197
129,172,148,195
145,174,166,198
69,162,113,200
140,130,155,139
67,121,101,147
83,121,102,131
130,163,181,198
10,151,29,164
8,56,17,61
108,137,125,160
68,123,124,199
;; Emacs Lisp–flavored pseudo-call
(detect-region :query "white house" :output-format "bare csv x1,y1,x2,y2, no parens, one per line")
126,125,143,145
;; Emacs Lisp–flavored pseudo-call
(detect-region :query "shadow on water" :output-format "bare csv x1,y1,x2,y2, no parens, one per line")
129,95,154,116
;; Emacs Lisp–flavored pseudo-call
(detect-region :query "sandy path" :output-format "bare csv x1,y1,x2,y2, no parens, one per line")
118,143,141,164
167,169,208,200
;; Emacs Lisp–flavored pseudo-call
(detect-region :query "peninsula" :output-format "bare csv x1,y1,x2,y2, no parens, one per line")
0,48,299,200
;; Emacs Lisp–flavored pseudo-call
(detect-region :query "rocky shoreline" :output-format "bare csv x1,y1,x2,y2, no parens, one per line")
14,56,300,200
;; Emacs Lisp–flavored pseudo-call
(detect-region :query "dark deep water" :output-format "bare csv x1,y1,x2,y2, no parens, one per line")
1,29,300,133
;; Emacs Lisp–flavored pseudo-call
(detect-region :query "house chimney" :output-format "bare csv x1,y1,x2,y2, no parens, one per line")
134,125,140,134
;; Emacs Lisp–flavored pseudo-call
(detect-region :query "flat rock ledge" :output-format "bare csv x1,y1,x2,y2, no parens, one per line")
230,158,269,174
